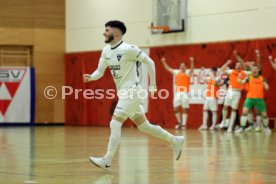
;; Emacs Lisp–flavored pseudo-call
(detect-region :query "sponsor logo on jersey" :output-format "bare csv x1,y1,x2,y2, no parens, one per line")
117,54,122,61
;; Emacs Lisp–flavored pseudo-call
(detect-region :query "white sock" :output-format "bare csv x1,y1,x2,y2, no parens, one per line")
228,111,237,130
247,112,254,124
256,115,262,127
240,115,247,129
174,112,181,123
263,117,269,128
222,108,228,126
182,113,188,126
104,119,122,165
203,111,208,127
212,111,217,127
138,120,174,143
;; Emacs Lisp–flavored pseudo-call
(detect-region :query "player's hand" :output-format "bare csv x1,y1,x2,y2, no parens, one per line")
268,55,273,60
189,57,194,62
226,59,232,65
255,49,260,55
233,50,238,55
238,73,242,79
83,74,92,83
161,57,166,63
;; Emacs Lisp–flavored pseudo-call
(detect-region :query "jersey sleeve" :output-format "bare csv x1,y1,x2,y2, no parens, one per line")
244,71,252,75
225,69,233,75
128,45,147,62
90,48,108,80
172,70,179,75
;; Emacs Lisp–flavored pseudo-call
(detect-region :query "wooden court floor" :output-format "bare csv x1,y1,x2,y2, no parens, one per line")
0,126,276,184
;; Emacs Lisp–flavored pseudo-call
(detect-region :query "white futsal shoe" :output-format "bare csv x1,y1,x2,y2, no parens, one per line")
89,157,111,171
198,124,208,130
264,127,272,135
235,128,245,134
175,123,181,129
209,125,216,131
254,126,261,132
172,136,185,160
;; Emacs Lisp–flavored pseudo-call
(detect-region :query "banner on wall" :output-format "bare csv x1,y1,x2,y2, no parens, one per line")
173,68,228,104
0,67,35,124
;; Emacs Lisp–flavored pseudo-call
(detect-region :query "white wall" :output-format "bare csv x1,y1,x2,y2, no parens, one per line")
66,0,276,53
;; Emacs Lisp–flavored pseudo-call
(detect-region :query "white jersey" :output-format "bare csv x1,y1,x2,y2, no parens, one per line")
95,41,148,90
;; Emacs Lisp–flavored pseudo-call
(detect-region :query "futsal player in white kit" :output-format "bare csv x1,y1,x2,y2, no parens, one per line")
83,20,184,171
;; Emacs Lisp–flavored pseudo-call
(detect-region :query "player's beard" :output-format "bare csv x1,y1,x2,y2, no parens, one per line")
105,34,114,43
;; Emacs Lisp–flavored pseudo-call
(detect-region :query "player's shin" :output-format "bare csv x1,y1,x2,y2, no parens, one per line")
104,119,122,165
138,120,174,143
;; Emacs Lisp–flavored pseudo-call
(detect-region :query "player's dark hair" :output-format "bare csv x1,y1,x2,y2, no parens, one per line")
105,20,127,35
212,67,217,72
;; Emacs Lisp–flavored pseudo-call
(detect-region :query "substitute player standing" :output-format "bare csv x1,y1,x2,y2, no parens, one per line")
161,57,194,129
83,20,184,171
198,68,221,130
236,65,271,134
220,59,250,133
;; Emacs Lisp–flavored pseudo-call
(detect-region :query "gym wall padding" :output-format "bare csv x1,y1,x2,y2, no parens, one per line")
65,38,276,128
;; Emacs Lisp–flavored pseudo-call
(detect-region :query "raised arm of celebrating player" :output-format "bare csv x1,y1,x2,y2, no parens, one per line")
255,49,261,69
269,56,276,71
189,57,194,76
221,59,232,73
233,50,246,69
161,57,174,74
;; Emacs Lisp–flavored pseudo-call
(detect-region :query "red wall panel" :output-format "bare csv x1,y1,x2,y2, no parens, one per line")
65,38,276,128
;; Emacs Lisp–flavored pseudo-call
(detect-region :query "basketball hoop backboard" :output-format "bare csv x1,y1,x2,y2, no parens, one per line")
151,0,187,34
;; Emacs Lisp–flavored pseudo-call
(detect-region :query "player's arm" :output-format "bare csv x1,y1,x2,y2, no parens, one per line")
214,77,223,86
233,50,246,69
188,57,194,76
83,51,108,83
263,78,269,91
269,56,276,71
161,57,174,74
255,49,261,69
245,61,255,70
238,73,248,84
221,59,232,73
130,45,157,91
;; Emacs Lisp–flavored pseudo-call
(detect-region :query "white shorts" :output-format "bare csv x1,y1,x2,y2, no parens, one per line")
173,92,189,108
224,90,241,109
114,88,145,118
203,98,218,111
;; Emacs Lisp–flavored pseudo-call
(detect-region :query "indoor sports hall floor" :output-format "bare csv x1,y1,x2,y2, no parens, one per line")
0,127,275,184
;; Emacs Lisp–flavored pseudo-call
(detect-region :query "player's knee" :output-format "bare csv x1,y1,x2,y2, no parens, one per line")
261,112,267,118
110,119,123,129
112,112,128,123
132,114,146,125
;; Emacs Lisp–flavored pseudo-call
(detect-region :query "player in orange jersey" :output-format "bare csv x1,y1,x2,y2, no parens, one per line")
219,59,250,133
161,57,194,129
234,49,264,132
236,65,271,134
198,67,222,131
